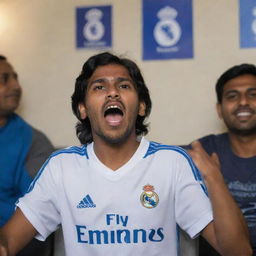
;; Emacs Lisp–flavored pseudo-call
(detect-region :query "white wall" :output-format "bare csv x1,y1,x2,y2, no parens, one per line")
1,0,255,147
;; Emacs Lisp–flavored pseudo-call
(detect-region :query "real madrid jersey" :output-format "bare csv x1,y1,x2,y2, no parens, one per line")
17,137,213,256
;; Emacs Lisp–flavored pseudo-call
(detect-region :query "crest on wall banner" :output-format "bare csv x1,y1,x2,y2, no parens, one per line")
76,5,112,49
239,0,256,48
143,0,193,60
153,7,181,48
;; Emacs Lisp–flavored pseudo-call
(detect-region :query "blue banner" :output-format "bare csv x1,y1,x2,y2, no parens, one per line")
239,0,256,48
76,6,112,49
143,0,193,60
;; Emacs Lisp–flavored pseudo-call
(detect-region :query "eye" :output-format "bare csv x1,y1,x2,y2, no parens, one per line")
0,73,18,84
0,73,10,84
119,84,130,89
93,85,105,91
224,92,238,101
13,73,18,80
248,90,256,98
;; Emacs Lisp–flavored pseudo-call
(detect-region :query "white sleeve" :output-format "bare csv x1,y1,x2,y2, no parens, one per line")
175,152,213,238
16,157,61,241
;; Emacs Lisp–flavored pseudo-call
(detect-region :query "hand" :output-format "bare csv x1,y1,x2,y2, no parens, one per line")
189,141,252,255
188,140,222,182
0,245,8,256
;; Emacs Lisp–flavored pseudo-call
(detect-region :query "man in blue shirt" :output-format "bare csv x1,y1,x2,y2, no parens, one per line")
190,63,256,255
0,55,54,256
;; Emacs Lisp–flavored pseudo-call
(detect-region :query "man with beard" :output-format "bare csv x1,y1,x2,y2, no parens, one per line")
0,55,54,256
190,63,256,255
0,53,252,256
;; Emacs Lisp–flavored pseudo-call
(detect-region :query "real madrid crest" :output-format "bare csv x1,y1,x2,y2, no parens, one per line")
140,184,159,209
153,6,181,47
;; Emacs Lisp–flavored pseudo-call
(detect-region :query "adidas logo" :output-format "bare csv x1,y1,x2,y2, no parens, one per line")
77,194,96,208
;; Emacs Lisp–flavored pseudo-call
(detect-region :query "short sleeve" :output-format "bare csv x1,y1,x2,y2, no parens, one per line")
174,153,213,238
17,157,61,241
25,128,54,178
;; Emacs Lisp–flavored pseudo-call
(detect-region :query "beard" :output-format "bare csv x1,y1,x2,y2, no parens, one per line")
225,119,256,136
94,120,136,146
228,126,256,136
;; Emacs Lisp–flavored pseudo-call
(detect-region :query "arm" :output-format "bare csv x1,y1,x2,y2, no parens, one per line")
0,208,37,256
25,129,54,178
188,141,252,256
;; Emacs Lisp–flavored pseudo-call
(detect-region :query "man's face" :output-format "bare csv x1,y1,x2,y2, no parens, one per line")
217,74,256,136
78,64,146,145
0,60,21,118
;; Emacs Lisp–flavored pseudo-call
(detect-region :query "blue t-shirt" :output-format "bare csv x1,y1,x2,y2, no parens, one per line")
199,133,256,254
0,114,32,226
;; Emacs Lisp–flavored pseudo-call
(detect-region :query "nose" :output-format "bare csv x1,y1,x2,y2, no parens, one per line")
106,85,120,99
7,74,21,90
11,79,20,90
239,94,249,106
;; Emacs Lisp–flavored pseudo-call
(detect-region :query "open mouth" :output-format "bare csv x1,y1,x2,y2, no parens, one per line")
104,105,124,126
236,112,252,117
235,107,254,119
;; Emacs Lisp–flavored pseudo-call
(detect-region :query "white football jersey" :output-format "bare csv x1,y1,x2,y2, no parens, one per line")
17,137,212,256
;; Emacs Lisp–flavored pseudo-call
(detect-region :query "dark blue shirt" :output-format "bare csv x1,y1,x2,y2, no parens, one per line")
199,133,256,255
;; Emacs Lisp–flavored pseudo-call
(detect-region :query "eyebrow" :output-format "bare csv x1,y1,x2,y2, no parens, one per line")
224,90,238,94
89,77,133,85
224,87,256,96
248,88,256,92
0,72,18,80
0,71,17,76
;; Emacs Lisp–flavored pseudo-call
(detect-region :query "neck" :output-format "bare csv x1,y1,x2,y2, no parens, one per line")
93,135,140,170
0,115,8,127
228,132,256,158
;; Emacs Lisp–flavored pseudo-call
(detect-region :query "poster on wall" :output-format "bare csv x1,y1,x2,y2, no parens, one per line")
239,0,256,48
76,6,112,49
142,0,193,60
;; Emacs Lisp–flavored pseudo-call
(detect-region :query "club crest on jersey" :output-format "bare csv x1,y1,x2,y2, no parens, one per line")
140,184,159,209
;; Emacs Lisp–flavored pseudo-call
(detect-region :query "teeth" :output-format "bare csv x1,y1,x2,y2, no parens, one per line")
107,105,120,110
237,112,251,117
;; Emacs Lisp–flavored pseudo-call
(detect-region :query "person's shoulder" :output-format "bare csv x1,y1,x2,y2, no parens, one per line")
31,127,52,144
199,133,228,145
198,133,228,154
28,127,54,156
49,145,89,161
145,140,188,158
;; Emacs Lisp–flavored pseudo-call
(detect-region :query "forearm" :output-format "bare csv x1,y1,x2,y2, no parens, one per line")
205,172,251,255
0,230,8,256
189,141,252,255
0,209,38,256
0,224,23,256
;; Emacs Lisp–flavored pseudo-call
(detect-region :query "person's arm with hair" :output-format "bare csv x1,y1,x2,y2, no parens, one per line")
0,208,37,256
188,141,252,256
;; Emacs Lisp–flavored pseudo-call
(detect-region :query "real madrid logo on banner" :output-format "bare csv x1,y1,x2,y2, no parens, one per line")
83,8,105,42
154,6,181,48
76,5,112,49
239,0,256,48
252,7,256,39
140,184,159,209
143,0,193,60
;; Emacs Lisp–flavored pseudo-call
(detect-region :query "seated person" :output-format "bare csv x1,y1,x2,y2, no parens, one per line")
183,63,256,255
0,55,54,256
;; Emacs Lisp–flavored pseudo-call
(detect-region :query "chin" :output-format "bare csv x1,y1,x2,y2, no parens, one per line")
98,129,134,145
229,127,256,136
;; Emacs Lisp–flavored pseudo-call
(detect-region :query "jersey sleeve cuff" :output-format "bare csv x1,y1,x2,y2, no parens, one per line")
16,200,50,241
186,211,213,239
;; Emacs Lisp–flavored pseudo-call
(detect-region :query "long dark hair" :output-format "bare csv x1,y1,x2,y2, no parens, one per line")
71,52,152,144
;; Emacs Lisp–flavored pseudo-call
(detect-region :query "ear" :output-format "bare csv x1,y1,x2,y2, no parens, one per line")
78,103,87,120
138,101,146,117
216,103,223,119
